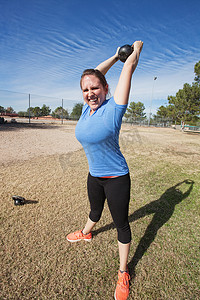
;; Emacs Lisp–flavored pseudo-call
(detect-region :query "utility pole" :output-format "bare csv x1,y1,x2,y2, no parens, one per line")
148,76,157,126
61,99,64,124
28,94,31,124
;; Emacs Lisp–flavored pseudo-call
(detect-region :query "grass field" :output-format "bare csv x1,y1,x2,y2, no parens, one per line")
0,124,200,299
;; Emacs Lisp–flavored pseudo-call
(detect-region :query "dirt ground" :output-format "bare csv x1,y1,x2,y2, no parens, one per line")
1,122,200,166
0,122,81,165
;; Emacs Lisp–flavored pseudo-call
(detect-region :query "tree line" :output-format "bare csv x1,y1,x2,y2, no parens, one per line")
0,103,84,120
1,61,199,125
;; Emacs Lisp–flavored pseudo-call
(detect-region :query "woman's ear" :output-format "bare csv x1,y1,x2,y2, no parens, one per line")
105,84,109,95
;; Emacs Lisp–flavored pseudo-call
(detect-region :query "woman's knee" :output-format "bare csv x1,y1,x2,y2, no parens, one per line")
89,210,102,223
117,222,132,244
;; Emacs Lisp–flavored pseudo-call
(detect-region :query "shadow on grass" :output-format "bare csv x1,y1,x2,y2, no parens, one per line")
128,179,194,277
92,179,194,277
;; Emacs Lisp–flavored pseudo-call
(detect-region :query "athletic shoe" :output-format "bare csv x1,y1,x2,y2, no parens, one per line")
66,230,92,242
114,270,130,300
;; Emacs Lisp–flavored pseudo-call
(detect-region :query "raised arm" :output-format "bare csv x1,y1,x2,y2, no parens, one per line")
95,48,120,75
114,41,143,105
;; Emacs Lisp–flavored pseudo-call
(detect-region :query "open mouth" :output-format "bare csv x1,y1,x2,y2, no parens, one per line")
89,98,98,103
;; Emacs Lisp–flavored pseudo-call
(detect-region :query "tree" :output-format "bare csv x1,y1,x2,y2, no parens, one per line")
6,106,15,114
52,106,69,119
41,104,51,116
167,82,200,123
164,104,177,122
0,106,5,114
25,105,51,118
156,60,200,125
156,105,168,118
153,105,173,125
18,111,28,117
70,103,83,120
33,106,41,117
27,107,35,117
124,101,146,123
194,61,200,83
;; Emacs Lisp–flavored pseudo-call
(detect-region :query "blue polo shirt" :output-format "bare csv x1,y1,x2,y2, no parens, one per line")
75,97,129,177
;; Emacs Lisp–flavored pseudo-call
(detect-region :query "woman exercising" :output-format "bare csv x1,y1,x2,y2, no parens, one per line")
67,40,143,300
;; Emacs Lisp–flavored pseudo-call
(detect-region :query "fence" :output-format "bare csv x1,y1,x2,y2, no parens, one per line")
1,88,175,127
123,117,173,127
0,89,82,123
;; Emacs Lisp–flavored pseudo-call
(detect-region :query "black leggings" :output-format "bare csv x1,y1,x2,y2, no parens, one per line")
87,173,131,244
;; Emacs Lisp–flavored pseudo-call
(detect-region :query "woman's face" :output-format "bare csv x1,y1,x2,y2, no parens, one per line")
81,75,108,113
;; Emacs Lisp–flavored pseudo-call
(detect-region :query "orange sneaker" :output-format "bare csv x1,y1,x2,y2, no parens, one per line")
67,230,92,242
114,270,130,300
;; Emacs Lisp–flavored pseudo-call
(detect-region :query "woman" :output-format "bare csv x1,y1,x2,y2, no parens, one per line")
67,40,143,300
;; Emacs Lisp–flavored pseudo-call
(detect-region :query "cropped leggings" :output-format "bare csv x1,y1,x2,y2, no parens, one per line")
87,173,131,244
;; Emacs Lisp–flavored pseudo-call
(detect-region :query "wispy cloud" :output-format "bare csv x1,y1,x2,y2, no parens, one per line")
0,0,200,114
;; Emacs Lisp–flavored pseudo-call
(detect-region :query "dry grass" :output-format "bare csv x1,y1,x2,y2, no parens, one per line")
0,124,200,299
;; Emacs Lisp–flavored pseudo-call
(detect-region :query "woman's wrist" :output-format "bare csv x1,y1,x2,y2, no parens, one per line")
133,47,141,55
114,55,119,62
114,47,120,61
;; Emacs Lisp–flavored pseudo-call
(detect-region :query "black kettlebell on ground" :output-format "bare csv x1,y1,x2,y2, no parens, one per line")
118,44,134,62
12,195,25,205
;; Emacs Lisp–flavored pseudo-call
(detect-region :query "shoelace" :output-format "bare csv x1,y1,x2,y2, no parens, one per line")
119,273,130,287
74,231,84,237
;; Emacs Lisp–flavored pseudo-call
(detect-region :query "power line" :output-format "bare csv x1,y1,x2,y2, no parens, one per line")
0,88,77,101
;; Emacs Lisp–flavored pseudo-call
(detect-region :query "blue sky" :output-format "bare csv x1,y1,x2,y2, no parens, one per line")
0,0,200,114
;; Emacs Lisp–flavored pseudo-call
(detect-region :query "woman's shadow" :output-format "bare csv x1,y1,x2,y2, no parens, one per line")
127,179,194,277
92,179,194,277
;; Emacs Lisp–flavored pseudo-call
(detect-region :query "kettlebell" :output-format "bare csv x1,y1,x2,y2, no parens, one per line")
118,44,133,62
12,195,25,205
